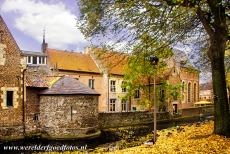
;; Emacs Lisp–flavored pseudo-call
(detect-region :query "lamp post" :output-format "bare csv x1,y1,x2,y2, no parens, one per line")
148,55,159,143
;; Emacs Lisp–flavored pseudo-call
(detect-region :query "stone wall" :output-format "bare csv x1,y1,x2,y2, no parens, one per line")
0,16,24,139
55,71,108,112
39,95,100,139
181,106,214,117
99,111,170,129
25,88,44,133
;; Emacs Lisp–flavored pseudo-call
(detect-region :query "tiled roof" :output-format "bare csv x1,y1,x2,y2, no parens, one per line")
47,48,100,73
91,48,129,75
25,67,60,88
26,75,60,88
40,76,100,95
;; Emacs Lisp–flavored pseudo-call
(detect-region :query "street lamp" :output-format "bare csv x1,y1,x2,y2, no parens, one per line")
148,55,159,143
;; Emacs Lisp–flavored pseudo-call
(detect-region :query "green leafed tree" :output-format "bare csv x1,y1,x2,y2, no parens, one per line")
78,0,230,136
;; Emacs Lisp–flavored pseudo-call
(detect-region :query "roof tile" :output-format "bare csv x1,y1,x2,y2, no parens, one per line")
47,48,100,73
40,76,100,95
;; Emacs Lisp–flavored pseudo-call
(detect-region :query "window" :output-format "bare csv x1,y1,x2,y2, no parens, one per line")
109,99,116,112
134,89,140,99
39,56,42,64
34,113,39,121
121,81,127,92
27,56,32,64
0,31,3,43
132,107,137,111
88,79,95,89
160,89,165,102
121,99,128,112
110,80,116,92
42,57,45,64
182,81,185,92
188,82,191,103
194,83,197,102
32,56,37,64
6,91,13,107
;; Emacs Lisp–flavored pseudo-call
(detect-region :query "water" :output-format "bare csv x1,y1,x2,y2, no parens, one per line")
0,136,106,154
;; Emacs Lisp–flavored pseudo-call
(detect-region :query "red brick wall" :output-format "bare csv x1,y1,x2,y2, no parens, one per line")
0,16,24,139
0,16,23,125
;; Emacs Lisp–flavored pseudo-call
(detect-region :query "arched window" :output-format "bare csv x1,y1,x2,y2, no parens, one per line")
194,83,197,102
182,81,185,92
188,82,191,103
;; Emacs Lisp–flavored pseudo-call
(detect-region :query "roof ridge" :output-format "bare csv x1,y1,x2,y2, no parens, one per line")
47,48,83,54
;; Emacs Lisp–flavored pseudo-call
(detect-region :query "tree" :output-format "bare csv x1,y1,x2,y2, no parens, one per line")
226,41,230,103
78,0,230,136
121,42,173,111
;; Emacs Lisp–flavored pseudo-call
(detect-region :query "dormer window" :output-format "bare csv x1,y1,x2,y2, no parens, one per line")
0,31,3,43
27,56,32,64
32,56,37,64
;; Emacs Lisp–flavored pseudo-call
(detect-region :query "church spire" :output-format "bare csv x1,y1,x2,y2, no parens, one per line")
42,28,45,44
41,28,48,53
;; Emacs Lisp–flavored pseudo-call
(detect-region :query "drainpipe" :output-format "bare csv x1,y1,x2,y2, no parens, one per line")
22,68,27,136
108,74,110,112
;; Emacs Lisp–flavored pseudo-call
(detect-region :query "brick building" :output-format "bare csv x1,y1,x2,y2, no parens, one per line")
164,57,199,113
23,46,199,113
0,15,26,139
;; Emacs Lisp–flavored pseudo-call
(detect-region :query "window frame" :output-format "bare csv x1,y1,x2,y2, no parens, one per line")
6,91,13,107
121,99,128,112
194,83,197,102
27,56,32,64
88,79,95,89
110,80,116,92
32,56,37,64
109,99,116,112
121,81,127,93
33,113,40,121
134,89,140,99
188,82,191,103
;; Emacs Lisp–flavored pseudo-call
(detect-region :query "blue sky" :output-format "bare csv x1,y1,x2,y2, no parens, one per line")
0,0,210,83
0,0,88,51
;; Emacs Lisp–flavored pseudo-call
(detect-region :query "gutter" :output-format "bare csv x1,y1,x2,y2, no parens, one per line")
22,68,27,135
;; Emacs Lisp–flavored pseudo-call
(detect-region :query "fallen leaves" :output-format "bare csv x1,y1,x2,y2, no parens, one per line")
37,121,230,154
104,121,230,154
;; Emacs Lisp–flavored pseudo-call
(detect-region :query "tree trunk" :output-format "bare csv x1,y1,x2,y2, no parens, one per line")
228,86,230,106
209,36,230,136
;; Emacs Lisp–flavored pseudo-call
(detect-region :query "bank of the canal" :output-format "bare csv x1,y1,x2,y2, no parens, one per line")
0,115,213,154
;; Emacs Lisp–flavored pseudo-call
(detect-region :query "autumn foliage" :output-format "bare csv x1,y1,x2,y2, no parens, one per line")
104,121,230,154
39,121,230,154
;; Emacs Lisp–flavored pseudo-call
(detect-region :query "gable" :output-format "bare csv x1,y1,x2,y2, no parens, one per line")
88,48,129,76
0,15,24,71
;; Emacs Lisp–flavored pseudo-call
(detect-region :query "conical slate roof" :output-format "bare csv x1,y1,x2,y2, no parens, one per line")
40,76,100,95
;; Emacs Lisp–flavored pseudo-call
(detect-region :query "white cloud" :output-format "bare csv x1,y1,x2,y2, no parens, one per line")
1,0,87,49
